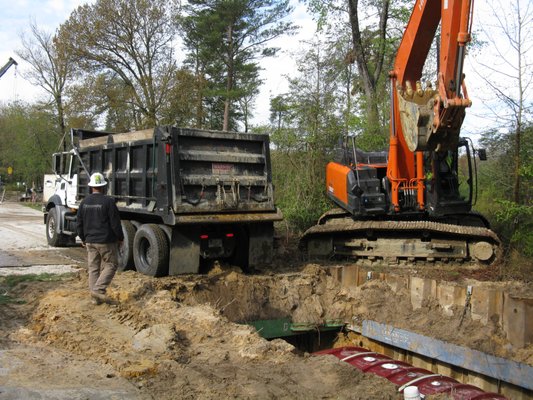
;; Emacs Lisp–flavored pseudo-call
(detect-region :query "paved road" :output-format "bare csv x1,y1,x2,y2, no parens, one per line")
0,202,84,275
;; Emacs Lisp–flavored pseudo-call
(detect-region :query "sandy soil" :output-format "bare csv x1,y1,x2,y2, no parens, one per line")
0,203,531,399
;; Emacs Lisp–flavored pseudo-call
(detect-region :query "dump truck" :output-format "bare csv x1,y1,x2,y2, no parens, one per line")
44,126,282,276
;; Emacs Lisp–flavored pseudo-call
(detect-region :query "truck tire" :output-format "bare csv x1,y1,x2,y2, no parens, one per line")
46,210,68,247
133,224,169,277
118,221,136,271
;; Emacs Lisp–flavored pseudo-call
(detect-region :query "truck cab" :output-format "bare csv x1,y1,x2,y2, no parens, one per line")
43,150,80,246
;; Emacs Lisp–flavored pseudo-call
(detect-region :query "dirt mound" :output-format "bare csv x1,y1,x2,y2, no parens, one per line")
24,270,401,399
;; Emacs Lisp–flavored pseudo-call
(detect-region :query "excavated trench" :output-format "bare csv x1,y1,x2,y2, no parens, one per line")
5,201,529,398
151,263,533,399
11,261,532,399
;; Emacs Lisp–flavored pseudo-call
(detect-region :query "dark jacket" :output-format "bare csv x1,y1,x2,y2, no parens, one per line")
77,192,124,244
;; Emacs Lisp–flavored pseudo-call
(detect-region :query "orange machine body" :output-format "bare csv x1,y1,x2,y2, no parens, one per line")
326,162,351,208
388,0,473,213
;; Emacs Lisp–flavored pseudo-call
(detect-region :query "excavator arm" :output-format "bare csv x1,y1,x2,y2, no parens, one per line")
0,57,17,80
388,0,473,212
392,0,473,152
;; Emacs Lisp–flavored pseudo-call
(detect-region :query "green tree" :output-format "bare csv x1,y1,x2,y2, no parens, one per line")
477,124,533,265
304,0,409,145
0,103,59,185
265,40,346,230
59,0,180,128
470,0,532,269
180,0,296,131
473,0,532,205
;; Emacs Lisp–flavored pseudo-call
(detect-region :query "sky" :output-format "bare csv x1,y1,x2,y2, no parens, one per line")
0,0,316,127
0,0,530,139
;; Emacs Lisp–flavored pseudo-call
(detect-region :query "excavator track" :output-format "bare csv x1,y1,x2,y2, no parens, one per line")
301,209,501,266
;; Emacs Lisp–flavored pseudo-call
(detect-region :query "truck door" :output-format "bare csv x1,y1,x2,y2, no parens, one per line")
66,154,78,209
52,151,78,208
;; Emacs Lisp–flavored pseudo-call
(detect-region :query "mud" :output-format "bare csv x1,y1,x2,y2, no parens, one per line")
1,203,532,398
2,270,401,399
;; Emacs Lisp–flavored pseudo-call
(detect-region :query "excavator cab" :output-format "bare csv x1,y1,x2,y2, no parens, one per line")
425,138,474,216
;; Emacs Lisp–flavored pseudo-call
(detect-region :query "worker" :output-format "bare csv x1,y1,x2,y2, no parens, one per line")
77,172,124,305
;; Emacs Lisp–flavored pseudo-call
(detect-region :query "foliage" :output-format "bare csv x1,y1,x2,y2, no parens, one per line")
472,0,533,205
263,40,347,231
476,123,533,260
303,0,410,144
0,102,59,185
179,0,296,131
271,150,331,231
58,0,180,128
17,21,73,150
495,201,533,253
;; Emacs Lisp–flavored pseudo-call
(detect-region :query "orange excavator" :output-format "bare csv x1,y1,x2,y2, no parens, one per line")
301,0,500,265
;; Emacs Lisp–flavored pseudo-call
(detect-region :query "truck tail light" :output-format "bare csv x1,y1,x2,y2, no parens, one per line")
200,234,209,240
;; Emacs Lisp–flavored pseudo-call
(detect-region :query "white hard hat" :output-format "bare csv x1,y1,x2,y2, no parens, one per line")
88,172,107,187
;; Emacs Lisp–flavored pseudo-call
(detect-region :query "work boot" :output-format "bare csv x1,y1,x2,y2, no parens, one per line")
90,297,102,305
91,291,117,305
91,291,107,304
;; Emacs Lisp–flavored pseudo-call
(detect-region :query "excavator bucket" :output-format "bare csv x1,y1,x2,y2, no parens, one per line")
397,80,468,153
397,82,437,152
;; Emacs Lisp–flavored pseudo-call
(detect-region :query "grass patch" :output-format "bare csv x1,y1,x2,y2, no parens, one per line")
0,273,74,305
0,273,74,288
21,203,43,211
0,293,25,305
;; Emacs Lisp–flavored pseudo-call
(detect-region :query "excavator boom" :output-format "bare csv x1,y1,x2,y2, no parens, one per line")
0,57,17,80
392,0,473,153
389,0,473,214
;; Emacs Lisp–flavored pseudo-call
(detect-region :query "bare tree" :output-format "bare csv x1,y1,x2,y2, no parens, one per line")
59,0,180,128
473,0,533,204
17,21,72,149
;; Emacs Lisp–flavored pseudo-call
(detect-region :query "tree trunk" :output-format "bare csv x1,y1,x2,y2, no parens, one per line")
194,48,204,128
346,0,390,137
223,23,234,131
55,94,67,152
513,123,522,203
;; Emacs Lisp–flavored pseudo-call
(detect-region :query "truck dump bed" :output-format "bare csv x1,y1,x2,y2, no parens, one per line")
75,126,280,225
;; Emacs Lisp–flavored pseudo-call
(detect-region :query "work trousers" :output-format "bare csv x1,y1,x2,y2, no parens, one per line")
86,242,119,294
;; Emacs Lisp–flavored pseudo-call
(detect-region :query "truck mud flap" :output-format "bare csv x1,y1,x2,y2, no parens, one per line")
248,222,274,268
169,227,200,275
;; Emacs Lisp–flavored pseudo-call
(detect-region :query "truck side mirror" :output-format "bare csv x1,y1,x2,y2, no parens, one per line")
53,153,61,174
477,148,487,161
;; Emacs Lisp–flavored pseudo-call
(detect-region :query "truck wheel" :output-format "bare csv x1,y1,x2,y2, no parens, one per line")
46,210,68,247
133,224,169,277
118,221,136,271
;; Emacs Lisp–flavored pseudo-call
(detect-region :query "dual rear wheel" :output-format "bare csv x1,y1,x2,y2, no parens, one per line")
118,222,169,277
